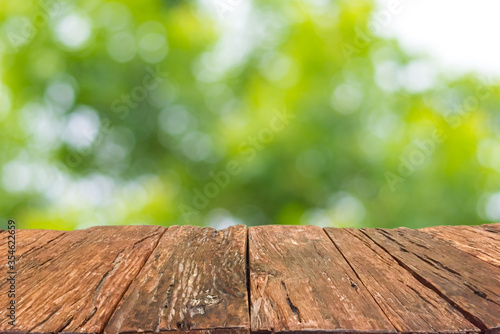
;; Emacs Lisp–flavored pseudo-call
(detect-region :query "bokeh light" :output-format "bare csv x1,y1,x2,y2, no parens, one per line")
0,0,499,230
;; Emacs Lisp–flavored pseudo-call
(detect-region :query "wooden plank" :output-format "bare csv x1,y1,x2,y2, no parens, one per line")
0,225,165,334
324,228,477,333
104,225,249,334
421,225,500,267
362,227,500,332
248,225,395,333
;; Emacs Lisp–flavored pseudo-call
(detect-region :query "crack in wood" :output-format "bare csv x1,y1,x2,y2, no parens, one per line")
323,229,398,331
132,232,163,248
28,305,63,332
163,284,174,309
280,281,301,323
93,249,125,304
462,282,500,308
77,306,98,329
18,232,65,260
58,314,75,333
413,253,462,277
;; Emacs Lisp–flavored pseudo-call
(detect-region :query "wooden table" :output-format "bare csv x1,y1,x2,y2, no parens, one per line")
1,224,499,334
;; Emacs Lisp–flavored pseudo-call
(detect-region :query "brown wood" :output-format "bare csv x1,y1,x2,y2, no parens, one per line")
104,225,249,334
0,225,165,334
248,225,395,333
421,225,500,267
0,229,65,259
2,223,500,334
362,227,500,332
324,227,478,333
480,223,500,235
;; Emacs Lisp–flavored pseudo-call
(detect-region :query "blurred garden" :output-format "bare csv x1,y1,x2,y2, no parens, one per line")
0,0,499,230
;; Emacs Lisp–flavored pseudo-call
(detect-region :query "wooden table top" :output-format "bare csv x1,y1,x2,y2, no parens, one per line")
1,223,499,334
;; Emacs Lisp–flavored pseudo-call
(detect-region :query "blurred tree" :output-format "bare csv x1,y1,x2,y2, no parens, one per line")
0,0,499,230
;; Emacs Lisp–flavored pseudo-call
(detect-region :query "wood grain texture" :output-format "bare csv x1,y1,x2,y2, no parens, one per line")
0,225,165,334
249,225,395,333
421,225,500,267
479,223,500,235
362,227,500,332
0,229,65,258
104,225,249,334
2,224,499,334
324,228,477,333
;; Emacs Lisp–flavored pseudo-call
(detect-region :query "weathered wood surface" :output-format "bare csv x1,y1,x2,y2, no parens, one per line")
421,225,500,267
0,229,64,258
324,228,478,333
480,223,500,234
363,227,500,333
1,223,499,334
104,225,249,334
248,225,395,333
0,226,165,334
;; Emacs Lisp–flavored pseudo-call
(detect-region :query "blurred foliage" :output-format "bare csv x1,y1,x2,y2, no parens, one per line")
0,0,499,230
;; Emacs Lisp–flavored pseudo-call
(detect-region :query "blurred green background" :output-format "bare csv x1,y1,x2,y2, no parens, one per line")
0,0,499,230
